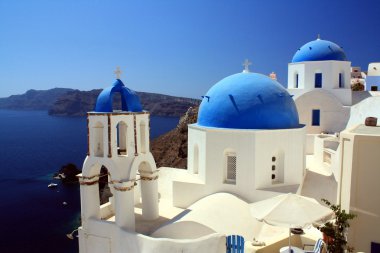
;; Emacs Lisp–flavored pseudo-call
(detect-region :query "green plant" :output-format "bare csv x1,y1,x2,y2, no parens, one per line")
318,199,357,253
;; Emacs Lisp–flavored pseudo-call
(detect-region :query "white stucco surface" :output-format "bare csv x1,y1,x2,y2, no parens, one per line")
347,96,380,128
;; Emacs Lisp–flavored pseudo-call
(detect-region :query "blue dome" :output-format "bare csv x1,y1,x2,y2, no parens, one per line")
197,72,300,129
94,79,143,113
292,39,347,63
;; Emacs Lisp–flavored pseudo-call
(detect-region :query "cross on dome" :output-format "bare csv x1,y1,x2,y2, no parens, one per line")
242,59,252,73
114,66,122,79
317,34,321,40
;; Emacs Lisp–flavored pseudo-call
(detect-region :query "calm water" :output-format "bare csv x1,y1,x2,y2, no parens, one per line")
0,110,179,253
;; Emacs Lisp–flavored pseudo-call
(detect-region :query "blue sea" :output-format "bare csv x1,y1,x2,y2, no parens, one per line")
0,110,179,253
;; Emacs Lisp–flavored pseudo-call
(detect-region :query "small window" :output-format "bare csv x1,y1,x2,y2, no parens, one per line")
272,156,276,162
225,154,237,183
371,86,378,91
312,109,320,126
272,165,276,171
339,73,344,88
272,174,275,180
315,73,322,88
295,74,299,88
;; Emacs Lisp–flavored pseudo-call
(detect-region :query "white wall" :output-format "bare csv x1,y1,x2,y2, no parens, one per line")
367,62,380,76
175,125,305,207
340,127,380,253
293,90,350,134
288,61,353,106
79,219,226,253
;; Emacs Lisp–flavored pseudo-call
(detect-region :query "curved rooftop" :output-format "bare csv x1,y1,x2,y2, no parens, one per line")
197,72,300,130
292,38,347,63
94,79,143,113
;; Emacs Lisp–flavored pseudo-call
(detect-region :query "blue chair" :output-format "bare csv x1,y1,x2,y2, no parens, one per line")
226,235,244,253
303,238,324,253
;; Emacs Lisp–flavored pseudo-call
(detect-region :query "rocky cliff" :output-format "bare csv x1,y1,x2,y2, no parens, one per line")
151,106,198,169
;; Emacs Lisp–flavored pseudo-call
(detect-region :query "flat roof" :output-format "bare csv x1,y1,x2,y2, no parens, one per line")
350,124,380,136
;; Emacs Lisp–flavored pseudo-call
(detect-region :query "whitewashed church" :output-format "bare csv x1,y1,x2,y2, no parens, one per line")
76,38,380,253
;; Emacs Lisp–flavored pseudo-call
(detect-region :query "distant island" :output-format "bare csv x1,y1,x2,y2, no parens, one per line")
0,88,200,117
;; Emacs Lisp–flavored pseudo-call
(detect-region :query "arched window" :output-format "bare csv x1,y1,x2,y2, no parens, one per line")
140,121,146,154
93,122,104,157
295,73,299,88
224,151,237,184
193,145,199,174
116,122,127,156
98,165,114,220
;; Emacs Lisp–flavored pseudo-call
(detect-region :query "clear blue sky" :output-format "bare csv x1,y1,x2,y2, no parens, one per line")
1,0,380,98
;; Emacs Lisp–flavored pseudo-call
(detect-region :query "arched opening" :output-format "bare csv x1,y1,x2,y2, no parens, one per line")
93,122,104,157
193,145,199,174
140,121,146,154
98,165,115,221
116,121,127,156
99,166,113,205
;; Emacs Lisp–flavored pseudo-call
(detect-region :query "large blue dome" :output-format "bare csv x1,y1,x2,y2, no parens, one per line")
197,72,300,129
94,79,143,113
292,39,347,63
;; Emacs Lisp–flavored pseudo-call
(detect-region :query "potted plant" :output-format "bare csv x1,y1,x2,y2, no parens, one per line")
318,199,357,253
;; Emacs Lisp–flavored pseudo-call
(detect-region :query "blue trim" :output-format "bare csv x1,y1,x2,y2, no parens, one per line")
312,109,320,126
94,79,143,113
315,73,322,88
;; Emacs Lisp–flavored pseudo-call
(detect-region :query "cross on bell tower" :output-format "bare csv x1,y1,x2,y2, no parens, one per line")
242,59,252,73
114,66,122,79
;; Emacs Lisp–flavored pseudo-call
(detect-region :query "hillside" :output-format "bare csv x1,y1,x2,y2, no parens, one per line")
151,106,198,168
0,88,74,110
0,88,200,117
48,89,199,117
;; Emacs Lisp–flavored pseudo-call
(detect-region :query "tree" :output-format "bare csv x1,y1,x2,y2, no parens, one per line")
318,199,357,253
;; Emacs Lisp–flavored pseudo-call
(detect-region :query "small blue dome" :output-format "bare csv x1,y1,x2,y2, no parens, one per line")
197,72,300,129
94,79,143,113
292,39,347,63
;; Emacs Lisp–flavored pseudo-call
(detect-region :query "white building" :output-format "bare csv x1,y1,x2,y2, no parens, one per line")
174,71,306,207
365,62,380,91
287,37,352,134
77,69,311,253
78,78,165,252
339,124,380,253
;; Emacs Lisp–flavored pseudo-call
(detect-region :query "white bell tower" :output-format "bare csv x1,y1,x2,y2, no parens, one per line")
78,69,159,242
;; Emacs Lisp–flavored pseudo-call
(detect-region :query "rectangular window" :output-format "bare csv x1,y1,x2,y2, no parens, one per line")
372,242,380,252
295,74,299,88
315,73,322,88
371,86,378,91
339,73,343,88
312,109,320,126
225,154,236,183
